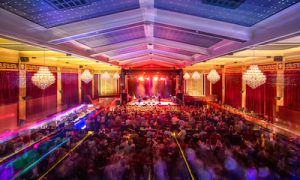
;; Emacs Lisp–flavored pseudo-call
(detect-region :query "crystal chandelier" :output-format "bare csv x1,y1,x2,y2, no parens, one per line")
101,71,110,80
183,72,190,80
207,69,220,84
80,69,93,84
32,66,56,90
192,71,201,80
113,72,120,79
243,65,266,89
31,49,56,90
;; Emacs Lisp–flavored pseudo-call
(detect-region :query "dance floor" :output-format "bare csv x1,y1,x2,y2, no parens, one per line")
127,99,177,106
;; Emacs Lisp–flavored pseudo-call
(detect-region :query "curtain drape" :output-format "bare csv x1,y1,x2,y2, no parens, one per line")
62,73,79,109
225,73,242,108
26,72,57,122
94,74,99,98
246,84,265,115
204,74,210,96
265,73,276,121
0,71,19,133
284,70,300,109
212,74,222,101
0,71,19,105
81,80,92,103
245,72,276,121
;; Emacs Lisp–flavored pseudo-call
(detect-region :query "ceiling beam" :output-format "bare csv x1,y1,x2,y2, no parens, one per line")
90,38,147,56
153,37,210,55
119,54,185,65
193,3,300,63
110,48,192,61
128,60,176,67
154,9,252,42
47,9,144,44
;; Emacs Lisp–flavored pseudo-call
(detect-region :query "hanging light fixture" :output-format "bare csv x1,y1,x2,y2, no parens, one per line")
183,72,190,80
243,46,266,89
101,71,110,80
192,71,201,80
31,48,56,90
113,72,120,79
243,65,266,89
207,69,220,84
80,69,93,84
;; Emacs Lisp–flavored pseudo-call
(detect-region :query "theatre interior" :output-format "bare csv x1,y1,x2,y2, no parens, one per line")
0,0,300,179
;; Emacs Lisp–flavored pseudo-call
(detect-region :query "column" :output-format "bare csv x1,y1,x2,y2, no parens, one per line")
78,69,82,104
209,81,212,95
276,62,285,112
222,68,225,104
57,67,62,112
241,66,247,109
18,63,26,124
92,70,95,98
125,75,128,93
175,75,179,93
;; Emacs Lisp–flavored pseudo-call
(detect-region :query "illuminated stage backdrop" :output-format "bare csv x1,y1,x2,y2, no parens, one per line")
128,77,176,98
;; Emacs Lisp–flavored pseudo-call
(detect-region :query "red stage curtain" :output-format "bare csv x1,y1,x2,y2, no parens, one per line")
265,73,276,121
61,73,79,109
225,73,242,108
204,75,210,96
0,71,19,105
94,74,99,98
245,72,276,121
0,71,19,133
212,74,222,101
246,84,265,115
81,80,92,103
26,72,57,122
284,70,300,109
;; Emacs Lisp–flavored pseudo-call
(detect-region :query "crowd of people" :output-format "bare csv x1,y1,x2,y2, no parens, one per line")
2,104,299,179
47,104,300,179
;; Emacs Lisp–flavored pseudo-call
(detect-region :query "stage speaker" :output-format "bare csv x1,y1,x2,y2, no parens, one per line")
20,57,29,62
120,93,127,105
274,56,283,62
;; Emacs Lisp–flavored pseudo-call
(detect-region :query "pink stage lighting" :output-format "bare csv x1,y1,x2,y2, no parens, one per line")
138,77,144,81
146,77,150,81
153,77,158,81
160,77,166,81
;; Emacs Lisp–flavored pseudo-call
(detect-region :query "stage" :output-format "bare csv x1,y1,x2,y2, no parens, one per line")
127,98,177,106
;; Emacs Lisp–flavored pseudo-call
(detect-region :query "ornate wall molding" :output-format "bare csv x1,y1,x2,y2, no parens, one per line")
0,62,18,70
61,67,78,73
26,64,57,72
285,61,300,70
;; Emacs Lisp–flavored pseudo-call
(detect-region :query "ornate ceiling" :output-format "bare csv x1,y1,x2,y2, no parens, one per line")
0,0,299,69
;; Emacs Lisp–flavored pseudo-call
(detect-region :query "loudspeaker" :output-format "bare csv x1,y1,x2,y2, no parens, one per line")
274,56,283,62
20,57,29,62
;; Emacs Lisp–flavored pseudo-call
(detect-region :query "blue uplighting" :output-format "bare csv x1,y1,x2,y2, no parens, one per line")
154,0,299,27
0,0,140,28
